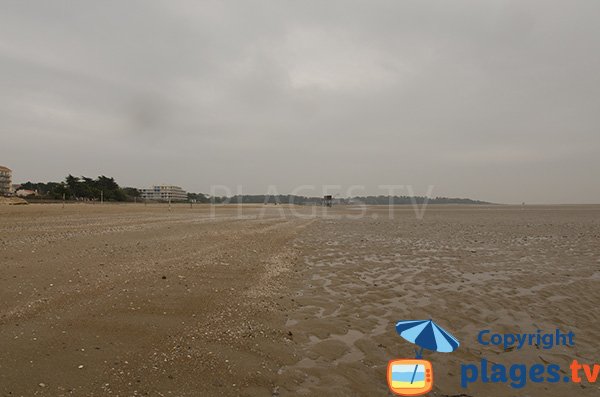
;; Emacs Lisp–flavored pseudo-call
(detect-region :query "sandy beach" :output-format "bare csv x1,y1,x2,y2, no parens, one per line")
1,204,599,396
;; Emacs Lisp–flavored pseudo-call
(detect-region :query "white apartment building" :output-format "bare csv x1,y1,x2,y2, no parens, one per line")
0,165,12,195
140,185,188,202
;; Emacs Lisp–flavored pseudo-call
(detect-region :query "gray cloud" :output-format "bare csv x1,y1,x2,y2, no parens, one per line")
1,0,599,203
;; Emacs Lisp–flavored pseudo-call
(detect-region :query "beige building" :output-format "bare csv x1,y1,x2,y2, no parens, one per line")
140,185,188,202
0,165,12,195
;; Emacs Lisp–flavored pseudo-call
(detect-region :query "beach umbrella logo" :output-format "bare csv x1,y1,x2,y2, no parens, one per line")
387,319,460,396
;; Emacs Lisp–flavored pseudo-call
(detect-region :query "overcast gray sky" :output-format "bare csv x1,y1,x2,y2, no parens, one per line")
1,1,599,203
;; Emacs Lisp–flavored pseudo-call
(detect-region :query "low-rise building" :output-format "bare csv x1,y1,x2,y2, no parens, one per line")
16,189,37,198
140,185,188,202
0,166,12,195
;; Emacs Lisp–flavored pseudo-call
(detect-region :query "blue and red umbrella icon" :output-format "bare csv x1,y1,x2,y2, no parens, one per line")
395,319,460,358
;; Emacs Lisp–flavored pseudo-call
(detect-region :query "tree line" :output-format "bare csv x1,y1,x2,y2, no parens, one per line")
205,194,491,205
20,175,140,202
18,176,491,205
348,195,490,205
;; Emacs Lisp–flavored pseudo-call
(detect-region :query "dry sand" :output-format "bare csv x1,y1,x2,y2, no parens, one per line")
1,204,599,396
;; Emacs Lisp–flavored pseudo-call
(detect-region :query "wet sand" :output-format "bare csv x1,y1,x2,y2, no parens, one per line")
1,204,599,396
